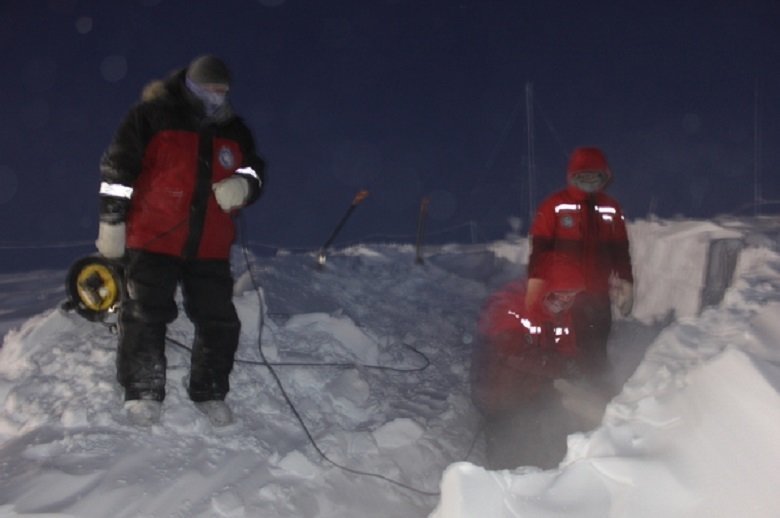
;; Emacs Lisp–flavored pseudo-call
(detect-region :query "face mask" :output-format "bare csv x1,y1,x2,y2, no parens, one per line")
571,171,607,193
186,77,229,117
201,91,227,115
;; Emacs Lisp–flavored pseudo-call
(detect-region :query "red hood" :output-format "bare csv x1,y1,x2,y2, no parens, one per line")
478,280,528,338
478,264,583,339
566,147,612,194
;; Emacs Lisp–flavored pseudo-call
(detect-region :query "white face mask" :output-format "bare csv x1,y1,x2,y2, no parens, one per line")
201,91,227,113
186,77,229,117
570,171,607,193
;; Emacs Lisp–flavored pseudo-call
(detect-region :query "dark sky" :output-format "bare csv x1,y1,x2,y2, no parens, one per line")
1,0,779,269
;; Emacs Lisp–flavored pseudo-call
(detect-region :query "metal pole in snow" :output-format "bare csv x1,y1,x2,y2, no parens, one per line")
317,189,369,268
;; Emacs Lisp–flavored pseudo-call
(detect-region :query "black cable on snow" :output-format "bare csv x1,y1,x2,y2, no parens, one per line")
234,216,442,497
72,205,484,497
166,334,429,373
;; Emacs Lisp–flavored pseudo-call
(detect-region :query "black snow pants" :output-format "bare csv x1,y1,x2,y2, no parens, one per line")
570,291,612,380
116,250,240,402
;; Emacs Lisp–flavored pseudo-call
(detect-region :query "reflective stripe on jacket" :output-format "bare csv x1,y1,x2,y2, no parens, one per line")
528,187,632,294
99,70,265,259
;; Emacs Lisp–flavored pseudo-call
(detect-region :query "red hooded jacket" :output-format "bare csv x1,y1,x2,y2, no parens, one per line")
98,69,265,260
528,147,633,294
471,259,585,414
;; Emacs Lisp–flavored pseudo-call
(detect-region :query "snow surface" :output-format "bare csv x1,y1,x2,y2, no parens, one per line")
1,217,779,517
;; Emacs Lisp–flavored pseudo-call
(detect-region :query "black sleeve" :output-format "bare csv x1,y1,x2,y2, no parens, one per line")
235,121,266,206
98,105,148,223
242,152,266,206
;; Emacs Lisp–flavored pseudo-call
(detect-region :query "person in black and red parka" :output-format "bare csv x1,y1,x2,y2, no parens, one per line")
95,55,266,426
526,147,634,382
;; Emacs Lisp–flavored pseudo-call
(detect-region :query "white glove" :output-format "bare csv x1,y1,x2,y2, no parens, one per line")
95,222,126,259
212,175,249,212
611,278,634,316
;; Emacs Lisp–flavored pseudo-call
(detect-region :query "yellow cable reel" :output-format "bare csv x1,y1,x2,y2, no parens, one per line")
65,256,124,321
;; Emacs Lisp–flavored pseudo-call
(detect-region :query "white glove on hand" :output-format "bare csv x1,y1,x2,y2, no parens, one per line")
213,175,249,212
611,278,634,316
95,222,126,259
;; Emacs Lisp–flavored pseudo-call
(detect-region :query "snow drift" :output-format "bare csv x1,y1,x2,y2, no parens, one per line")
0,216,779,517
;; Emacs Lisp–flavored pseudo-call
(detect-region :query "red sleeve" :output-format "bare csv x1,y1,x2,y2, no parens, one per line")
478,281,527,338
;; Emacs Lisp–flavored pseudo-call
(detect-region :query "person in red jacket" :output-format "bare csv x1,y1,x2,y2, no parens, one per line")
95,55,266,426
527,147,633,382
471,257,584,414
471,256,586,468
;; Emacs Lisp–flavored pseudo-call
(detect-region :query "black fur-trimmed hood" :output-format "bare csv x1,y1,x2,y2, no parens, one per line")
139,68,235,123
140,68,187,103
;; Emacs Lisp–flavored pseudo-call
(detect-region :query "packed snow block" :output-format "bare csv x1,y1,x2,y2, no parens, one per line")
700,238,742,311
628,220,743,323
283,312,380,364
430,462,509,518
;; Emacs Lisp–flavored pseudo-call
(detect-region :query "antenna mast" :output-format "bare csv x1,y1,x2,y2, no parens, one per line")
525,82,536,229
